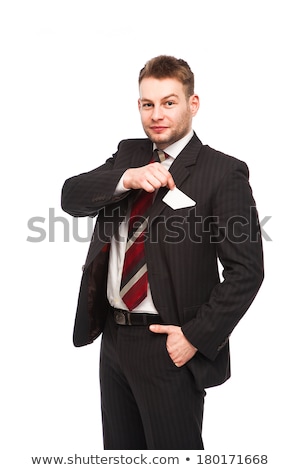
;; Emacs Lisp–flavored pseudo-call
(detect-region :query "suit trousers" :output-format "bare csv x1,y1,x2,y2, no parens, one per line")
100,312,205,450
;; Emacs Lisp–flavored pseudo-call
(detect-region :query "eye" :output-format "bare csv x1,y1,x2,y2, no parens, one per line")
142,103,153,108
165,101,175,107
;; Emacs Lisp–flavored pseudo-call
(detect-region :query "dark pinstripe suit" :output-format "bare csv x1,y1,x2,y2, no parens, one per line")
61,133,264,449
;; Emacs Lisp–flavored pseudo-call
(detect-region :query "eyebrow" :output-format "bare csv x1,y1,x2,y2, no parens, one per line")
140,94,180,102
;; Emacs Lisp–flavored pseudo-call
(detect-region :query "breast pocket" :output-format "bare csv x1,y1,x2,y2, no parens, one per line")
162,204,210,245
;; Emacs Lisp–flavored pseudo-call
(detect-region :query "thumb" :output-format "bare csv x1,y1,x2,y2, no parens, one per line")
149,324,172,334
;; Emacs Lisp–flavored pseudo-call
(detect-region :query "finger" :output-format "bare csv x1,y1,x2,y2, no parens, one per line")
149,324,172,334
155,170,175,189
123,165,163,191
166,175,176,190
136,165,166,191
149,164,176,190
145,173,168,190
139,180,159,192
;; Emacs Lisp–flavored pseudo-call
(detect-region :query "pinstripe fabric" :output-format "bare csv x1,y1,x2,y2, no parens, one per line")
100,314,204,450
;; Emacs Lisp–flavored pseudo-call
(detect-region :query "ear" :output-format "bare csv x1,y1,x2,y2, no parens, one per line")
189,94,200,116
138,98,142,112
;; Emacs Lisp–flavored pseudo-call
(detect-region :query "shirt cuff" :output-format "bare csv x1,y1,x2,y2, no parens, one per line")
114,173,130,196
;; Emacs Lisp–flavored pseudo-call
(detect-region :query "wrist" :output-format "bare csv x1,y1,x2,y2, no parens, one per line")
123,169,132,189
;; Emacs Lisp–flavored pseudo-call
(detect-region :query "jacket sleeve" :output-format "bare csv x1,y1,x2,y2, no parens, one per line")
61,144,129,217
182,161,264,361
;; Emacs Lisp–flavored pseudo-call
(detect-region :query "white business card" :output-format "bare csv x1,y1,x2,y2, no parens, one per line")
162,187,196,210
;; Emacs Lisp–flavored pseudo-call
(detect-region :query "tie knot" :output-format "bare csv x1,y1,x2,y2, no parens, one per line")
155,149,169,162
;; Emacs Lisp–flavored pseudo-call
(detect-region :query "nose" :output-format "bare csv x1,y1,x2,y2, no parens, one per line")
151,105,164,121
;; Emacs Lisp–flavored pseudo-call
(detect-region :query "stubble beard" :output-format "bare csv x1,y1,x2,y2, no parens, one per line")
144,125,191,149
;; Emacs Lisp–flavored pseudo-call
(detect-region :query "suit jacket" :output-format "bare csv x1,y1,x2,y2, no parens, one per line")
61,133,264,389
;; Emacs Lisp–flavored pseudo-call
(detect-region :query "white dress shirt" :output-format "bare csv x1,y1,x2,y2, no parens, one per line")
107,130,194,313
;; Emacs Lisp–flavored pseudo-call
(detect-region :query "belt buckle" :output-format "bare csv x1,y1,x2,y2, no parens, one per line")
115,310,126,325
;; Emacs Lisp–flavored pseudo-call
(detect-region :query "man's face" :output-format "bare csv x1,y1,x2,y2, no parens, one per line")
138,77,199,150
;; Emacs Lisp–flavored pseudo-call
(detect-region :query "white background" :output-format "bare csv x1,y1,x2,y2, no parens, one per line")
1,1,299,468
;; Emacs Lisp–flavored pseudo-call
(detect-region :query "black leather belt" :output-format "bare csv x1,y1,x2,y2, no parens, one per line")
113,308,162,326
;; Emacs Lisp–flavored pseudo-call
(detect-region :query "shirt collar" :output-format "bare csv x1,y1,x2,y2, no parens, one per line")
153,129,194,159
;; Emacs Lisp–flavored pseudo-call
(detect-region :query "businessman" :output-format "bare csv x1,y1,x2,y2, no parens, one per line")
61,55,264,450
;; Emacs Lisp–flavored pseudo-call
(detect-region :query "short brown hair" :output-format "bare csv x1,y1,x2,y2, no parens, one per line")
138,55,194,97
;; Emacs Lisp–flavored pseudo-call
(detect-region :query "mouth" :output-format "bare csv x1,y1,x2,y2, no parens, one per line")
150,126,168,133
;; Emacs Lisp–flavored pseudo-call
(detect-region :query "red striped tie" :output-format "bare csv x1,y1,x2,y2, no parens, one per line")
120,150,167,310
